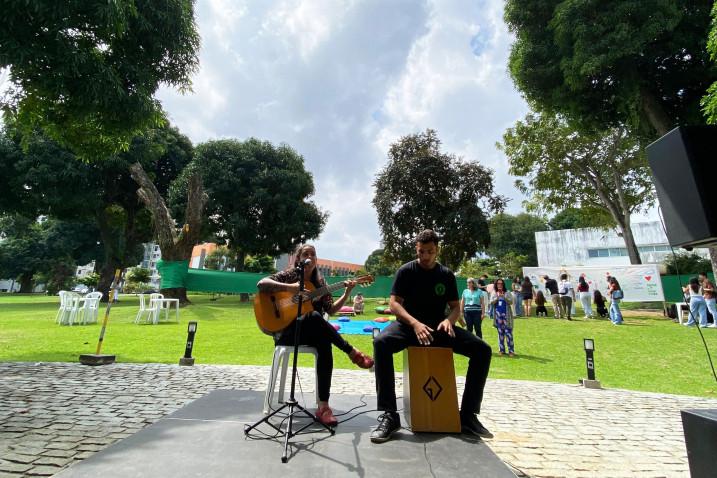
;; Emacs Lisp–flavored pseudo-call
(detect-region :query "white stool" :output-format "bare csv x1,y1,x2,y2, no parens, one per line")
263,345,319,414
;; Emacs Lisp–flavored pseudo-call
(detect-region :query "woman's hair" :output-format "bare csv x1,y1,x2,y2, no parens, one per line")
690,277,700,293
493,279,506,292
593,290,603,301
522,276,532,286
560,273,568,280
609,277,621,290
292,244,322,285
579,276,588,286
535,290,545,300
467,278,476,287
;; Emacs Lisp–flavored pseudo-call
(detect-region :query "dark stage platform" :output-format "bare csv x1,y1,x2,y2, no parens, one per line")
55,389,515,477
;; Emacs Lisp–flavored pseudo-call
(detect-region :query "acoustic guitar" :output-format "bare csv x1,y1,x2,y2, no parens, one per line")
254,275,374,334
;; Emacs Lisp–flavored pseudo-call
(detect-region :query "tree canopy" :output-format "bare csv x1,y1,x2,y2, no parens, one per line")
364,249,401,277
505,0,717,136
178,138,326,269
0,0,200,157
488,213,547,266
0,125,194,296
548,207,614,231
373,129,506,269
704,3,717,123
500,113,653,264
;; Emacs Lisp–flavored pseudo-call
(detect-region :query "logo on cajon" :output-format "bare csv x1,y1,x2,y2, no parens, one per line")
423,376,443,401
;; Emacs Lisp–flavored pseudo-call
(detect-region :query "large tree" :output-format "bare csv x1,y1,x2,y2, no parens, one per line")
364,249,401,277
0,215,102,293
0,0,199,157
0,126,193,299
373,129,506,269
500,113,654,264
505,0,716,137
702,2,717,123
175,138,326,269
548,207,614,231
488,213,547,266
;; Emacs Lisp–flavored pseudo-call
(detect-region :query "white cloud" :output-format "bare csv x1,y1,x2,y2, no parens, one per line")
157,0,529,264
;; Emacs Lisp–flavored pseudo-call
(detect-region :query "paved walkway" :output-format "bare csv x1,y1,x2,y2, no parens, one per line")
1,362,715,478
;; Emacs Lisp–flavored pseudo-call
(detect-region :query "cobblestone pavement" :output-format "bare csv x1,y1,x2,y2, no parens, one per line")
1,362,715,478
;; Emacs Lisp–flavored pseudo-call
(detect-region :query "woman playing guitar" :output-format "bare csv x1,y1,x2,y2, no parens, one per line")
257,244,374,427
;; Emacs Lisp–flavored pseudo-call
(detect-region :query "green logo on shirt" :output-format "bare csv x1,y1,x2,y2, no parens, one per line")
435,283,446,296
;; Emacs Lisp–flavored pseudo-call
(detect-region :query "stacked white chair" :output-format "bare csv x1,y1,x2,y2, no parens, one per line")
149,293,164,324
56,291,81,325
78,292,103,325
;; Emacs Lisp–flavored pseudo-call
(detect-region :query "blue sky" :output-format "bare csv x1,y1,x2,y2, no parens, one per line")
156,0,531,264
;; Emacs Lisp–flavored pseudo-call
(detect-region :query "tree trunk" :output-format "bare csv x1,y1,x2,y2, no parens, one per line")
18,273,34,293
640,85,674,136
97,259,122,302
618,216,642,265
709,247,717,278
129,162,206,306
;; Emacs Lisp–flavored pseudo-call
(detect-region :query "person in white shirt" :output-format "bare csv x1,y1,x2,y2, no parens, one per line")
558,273,575,321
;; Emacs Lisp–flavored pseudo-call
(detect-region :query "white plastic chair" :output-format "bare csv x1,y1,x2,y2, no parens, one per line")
263,345,319,414
148,293,164,324
56,291,81,325
78,292,103,325
55,291,69,324
134,294,161,324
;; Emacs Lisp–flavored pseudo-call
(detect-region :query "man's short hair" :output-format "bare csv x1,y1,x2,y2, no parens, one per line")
415,229,439,245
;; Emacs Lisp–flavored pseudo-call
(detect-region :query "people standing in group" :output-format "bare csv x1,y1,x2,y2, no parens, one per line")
534,290,548,317
558,273,575,321
521,277,534,316
543,275,562,319
607,277,624,325
371,230,494,444
593,290,608,318
459,278,486,338
512,276,524,317
491,278,515,356
577,276,593,319
683,277,711,328
698,272,717,327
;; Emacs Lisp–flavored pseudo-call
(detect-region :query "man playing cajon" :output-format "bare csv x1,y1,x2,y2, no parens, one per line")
371,229,494,443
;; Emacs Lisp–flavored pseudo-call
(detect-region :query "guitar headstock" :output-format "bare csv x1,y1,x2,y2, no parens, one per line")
355,274,374,286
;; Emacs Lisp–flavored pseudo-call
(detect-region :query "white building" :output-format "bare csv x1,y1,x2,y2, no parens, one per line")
75,261,96,278
140,243,162,287
535,221,710,267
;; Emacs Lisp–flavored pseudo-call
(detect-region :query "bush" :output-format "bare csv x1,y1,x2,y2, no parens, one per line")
123,281,153,294
664,252,712,275
125,267,151,284
77,273,100,288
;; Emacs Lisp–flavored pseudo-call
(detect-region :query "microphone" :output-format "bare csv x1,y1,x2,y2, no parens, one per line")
295,258,312,270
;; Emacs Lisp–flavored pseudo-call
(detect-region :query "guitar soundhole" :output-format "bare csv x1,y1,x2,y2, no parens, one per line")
270,296,279,318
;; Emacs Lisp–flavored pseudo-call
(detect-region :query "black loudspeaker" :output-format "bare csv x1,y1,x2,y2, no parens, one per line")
681,409,717,478
646,126,717,249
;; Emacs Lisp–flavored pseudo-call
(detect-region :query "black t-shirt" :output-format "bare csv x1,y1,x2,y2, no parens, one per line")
544,278,559,295
391,260,459,328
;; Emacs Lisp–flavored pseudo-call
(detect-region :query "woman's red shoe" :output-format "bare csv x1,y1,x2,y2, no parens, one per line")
349,349,374,369
315,405,338,427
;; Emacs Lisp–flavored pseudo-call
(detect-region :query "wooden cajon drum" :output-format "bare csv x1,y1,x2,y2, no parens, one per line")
402,346,461,433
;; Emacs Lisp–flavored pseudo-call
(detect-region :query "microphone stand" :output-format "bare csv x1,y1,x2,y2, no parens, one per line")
244,260,335,463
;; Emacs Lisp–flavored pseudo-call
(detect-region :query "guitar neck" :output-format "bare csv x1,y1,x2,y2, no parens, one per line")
309,281,345,300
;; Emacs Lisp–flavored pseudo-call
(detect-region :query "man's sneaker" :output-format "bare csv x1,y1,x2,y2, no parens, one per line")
370,412,400,443
460,413,493,439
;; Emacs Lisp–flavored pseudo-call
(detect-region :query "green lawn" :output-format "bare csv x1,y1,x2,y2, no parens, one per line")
1,293,716,398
